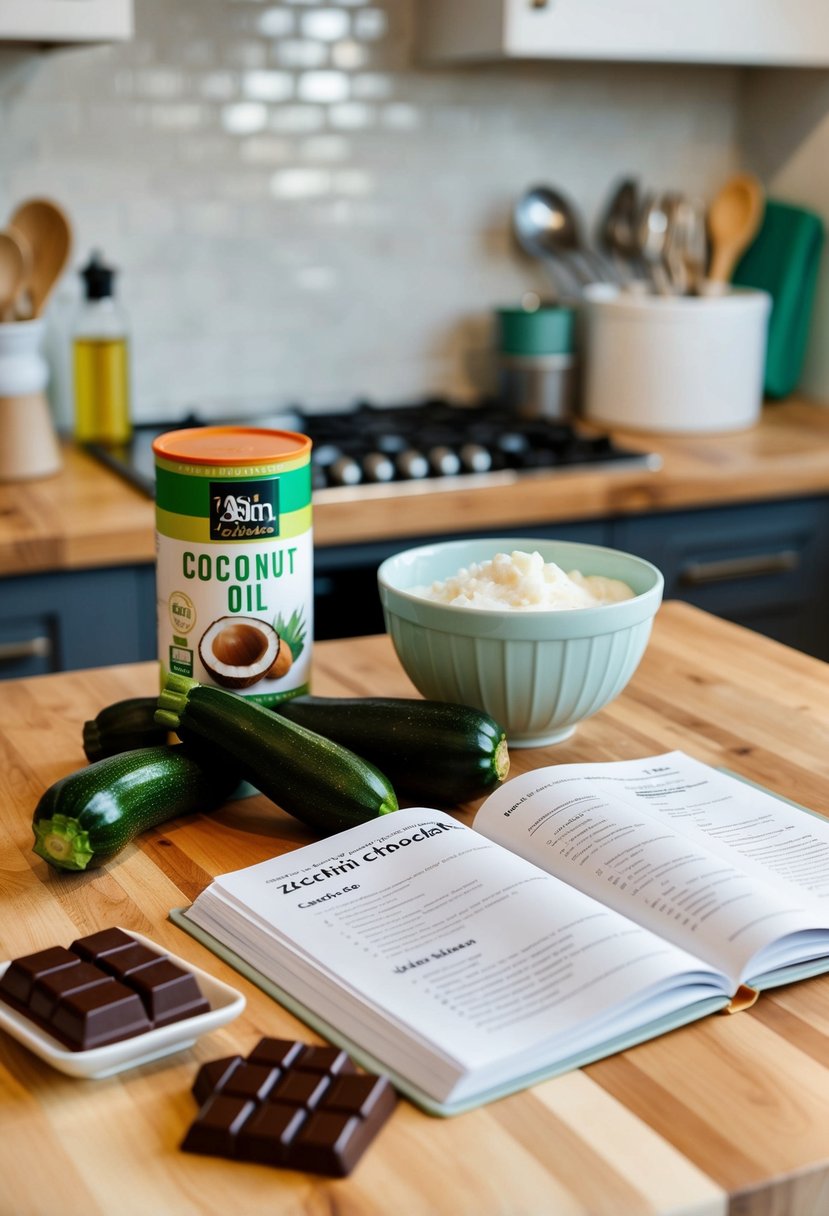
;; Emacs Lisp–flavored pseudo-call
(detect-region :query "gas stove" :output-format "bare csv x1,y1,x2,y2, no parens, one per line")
86,398,660,499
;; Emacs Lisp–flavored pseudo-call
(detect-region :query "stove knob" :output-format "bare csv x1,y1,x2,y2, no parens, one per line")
362,451,396,483
459,443,492,474
396,449,430,480
497,432,531,464
428,445,461,477
312,443,343,468
328,455,363,486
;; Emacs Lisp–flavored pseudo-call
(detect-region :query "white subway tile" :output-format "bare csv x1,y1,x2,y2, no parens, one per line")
297,70,350,102
221,101,269,134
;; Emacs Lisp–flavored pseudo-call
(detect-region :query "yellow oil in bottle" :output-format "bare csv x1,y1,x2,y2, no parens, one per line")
73,337,132,444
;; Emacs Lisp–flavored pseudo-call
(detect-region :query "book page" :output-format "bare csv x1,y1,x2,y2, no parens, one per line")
189,809,728,1081
474,756,829,986
589,752,829,903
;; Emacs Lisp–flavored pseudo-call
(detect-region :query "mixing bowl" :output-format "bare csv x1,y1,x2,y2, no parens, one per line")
377,537,663,747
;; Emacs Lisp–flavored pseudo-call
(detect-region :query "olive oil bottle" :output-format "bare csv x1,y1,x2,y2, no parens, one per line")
73,252,132,444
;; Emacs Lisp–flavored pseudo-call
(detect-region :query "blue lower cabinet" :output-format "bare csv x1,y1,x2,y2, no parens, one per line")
612,497,829,660
0,565,158,678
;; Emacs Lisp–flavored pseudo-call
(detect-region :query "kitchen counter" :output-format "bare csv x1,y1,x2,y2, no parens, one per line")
2,398,829,578
3,602,829,1215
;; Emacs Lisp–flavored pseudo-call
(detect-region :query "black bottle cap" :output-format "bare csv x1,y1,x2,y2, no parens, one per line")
80,252,116,301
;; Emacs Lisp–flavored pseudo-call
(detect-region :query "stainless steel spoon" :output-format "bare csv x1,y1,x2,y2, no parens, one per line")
597,177,645,283
514,185,602,292
637,193,673,296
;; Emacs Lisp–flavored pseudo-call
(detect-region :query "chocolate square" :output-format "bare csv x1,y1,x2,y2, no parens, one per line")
182,1094,256,1157
98,942,162,979
51,980,152,1050
222,1063,280,1103
71,928,136,961
129,959,209,1026
0,947,79,1005
237,1103,306,1166
248,1038,303,1070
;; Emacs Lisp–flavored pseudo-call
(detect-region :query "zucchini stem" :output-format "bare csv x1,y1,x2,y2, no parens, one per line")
155,672,199,729
33,814,95,872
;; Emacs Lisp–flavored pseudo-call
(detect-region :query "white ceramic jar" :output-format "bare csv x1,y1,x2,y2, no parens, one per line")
581,285,772,434
0,319,61,481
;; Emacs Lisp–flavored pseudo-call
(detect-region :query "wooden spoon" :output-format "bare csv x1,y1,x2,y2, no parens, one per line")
9,198,73,317
706,173,764,285
0,227,32,321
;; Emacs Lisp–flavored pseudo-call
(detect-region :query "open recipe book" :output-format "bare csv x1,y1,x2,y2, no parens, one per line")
172,752,829,1116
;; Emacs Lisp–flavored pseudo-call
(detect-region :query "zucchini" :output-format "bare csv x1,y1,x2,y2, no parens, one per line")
155,674,399,836
32,744,241,872
276,696,510,806
82,696,169,762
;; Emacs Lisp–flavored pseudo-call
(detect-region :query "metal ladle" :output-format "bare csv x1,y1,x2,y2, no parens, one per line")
513,185,601,294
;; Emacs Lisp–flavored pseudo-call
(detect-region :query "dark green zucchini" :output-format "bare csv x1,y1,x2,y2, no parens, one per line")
155,674,398,836
32,744,241,872
82,696,169,762
275,695,510,806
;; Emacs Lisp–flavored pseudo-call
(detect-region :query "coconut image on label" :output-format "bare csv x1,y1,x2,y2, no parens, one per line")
199,608,304,689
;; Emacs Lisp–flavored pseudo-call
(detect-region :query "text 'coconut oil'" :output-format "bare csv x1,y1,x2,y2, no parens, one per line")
152,426,313,704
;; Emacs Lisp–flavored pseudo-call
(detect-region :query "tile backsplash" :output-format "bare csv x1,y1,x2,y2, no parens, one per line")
0,0,742,425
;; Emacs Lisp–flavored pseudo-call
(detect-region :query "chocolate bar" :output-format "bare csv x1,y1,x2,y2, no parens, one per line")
0,928,209,1051
182,1038,397,1176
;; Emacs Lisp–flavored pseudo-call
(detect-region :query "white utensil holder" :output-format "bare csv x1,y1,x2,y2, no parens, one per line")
581,285,772,434
0,319,61,481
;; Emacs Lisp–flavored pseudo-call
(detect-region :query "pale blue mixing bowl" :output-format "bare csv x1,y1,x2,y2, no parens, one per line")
377,538,664,747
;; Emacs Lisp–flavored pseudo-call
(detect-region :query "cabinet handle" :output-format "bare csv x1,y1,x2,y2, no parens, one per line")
0,635,52,665
679,550,800,586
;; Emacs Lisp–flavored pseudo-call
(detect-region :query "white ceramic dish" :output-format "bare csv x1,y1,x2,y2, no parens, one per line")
0,928,245,1079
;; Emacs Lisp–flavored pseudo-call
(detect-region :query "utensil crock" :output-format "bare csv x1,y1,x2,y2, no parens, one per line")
0,318,61,481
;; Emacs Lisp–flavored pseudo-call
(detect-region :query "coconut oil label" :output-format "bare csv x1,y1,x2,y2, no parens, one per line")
154,440,312,706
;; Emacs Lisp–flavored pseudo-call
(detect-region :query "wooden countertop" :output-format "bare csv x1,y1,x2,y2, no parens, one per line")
2,398,829,577
3,602,829,1215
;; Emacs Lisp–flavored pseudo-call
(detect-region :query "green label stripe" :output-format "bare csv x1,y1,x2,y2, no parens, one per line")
156,503,312,543
156,462,311,517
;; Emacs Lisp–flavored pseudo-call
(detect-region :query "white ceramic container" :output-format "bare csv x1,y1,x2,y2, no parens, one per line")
581,285,772,434
0,318,62,480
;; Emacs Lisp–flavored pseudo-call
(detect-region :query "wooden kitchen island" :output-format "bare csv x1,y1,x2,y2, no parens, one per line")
3,602,829,1215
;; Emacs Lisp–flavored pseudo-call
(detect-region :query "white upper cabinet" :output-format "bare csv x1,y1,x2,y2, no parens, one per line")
0,0,132,45
418,0,829,68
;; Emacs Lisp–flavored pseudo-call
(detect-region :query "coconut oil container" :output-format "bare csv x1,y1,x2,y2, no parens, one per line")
152,427,313,703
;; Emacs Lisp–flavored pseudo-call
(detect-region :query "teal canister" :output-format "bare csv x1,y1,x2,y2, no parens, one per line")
496,305,578,420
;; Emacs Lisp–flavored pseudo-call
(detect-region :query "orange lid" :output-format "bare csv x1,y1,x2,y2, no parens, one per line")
152,426,312,466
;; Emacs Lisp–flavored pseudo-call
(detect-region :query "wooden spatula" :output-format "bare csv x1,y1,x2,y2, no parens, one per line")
9,198,72,317
707,174,765,285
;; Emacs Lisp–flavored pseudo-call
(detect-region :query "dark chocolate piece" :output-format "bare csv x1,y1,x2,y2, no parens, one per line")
129,958,209,1026
71,927,136,960
0,947,78,1005
51,980,152,1050
182,1038,397,1177
98,942,162,979
0,930,211,1051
